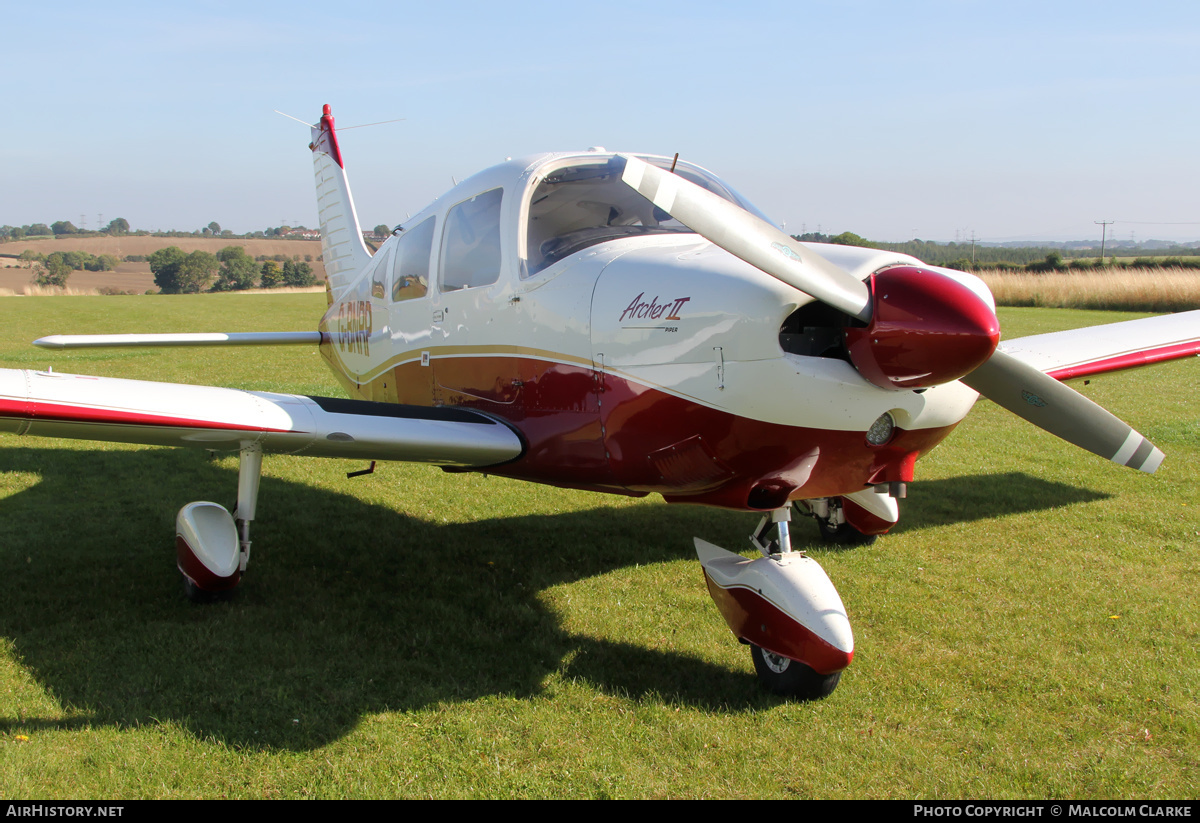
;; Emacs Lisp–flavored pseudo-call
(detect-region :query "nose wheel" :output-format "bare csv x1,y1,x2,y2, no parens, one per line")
698,508,852,699
751,644,842,699
182,574,237,604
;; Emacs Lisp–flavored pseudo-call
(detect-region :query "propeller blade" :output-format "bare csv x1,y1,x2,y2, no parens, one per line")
618,155,872,322
962,350,1164,473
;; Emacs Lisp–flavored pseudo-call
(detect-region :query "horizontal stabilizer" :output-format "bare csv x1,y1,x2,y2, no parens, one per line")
34,332,323,349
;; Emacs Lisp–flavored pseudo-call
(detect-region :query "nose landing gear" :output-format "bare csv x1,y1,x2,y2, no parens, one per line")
696,504,853,699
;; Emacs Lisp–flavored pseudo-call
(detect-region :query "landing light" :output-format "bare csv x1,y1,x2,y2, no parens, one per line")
866,412,895,446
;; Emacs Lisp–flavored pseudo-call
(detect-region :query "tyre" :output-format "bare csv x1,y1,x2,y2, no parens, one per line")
750,644,842,699
182,574,236,604
816,519,878,546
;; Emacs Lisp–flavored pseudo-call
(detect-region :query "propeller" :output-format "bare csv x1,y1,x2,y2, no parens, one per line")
617,154,1164,473
961,350,1163,473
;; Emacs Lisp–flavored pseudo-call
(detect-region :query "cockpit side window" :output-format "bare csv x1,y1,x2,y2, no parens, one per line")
439,188,503,291
391,216,435,302
524,156,767,276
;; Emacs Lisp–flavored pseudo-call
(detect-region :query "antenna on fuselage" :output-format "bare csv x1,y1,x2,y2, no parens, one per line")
274,110,405,130
338,118,406,130
669,152,679,173
274,109,311,126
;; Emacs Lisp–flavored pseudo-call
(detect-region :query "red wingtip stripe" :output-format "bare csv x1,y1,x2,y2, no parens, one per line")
0,396,295,433
1046,340,1200,381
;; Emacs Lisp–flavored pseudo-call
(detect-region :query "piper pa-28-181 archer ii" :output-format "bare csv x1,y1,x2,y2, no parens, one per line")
3,105,1198,699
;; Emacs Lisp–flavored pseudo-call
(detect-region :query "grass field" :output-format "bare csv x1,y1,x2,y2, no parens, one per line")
980,268,1200,312
0,295,1197,798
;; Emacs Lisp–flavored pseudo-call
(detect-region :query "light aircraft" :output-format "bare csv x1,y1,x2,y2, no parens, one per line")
2,105,1198,699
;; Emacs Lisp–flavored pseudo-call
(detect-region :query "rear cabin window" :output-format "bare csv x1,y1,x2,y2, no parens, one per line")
391,216,435,302
439,188,503,291
369,246,394,300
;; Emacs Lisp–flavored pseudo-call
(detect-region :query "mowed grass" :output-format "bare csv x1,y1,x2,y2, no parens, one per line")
0,296,1197,798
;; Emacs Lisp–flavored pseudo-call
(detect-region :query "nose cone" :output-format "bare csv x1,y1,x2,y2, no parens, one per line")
846,266,1000,391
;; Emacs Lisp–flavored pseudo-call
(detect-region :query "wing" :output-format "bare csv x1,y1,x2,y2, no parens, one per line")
998,309,1200,380
0,367,523,467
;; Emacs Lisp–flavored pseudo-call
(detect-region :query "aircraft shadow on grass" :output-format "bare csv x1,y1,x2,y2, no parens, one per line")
0,446,1108,750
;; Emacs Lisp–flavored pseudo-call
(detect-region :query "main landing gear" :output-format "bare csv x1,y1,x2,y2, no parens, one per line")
695,504,854,700
798,497,878,546
175,444,262,603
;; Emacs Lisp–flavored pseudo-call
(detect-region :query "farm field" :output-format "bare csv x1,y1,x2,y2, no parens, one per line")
0,295,1196,798
980,268,1200,313
0,236,326,294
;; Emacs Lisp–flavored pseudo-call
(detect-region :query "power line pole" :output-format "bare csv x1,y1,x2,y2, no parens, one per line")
1095,220,1114,261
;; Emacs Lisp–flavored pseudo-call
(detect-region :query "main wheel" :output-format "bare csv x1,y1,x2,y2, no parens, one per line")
182,574,236,604
750,645,842,699
817,519,878,546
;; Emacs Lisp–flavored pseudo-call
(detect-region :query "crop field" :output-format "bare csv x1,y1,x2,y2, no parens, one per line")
0,236,324,261
0,295,1196,798
0,237,326,295
980,268,1200,313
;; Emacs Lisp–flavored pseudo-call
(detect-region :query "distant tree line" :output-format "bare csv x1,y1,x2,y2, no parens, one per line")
0,218,326,242
9,245,321,291
19,249,122,287
1,218,131,240
148,246,316,293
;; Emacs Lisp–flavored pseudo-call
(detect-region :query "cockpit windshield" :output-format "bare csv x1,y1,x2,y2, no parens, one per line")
525,155,770,276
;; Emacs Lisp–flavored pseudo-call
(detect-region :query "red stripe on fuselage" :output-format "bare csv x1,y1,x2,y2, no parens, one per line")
358,354,956,510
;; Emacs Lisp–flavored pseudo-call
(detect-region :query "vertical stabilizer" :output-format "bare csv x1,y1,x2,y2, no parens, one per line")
311,104,372,303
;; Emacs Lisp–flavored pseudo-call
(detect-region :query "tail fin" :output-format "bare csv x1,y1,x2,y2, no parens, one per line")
310,104,372,304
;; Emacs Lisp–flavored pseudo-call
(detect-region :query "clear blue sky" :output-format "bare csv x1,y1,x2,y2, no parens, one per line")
4,0,1198,244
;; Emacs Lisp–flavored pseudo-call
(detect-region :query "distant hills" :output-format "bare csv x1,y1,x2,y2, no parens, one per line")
792,232,1200,268
980,239,1200,251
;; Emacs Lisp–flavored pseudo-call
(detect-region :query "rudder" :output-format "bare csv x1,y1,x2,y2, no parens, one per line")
310,104,372,304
